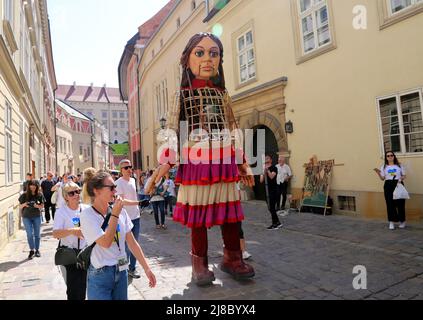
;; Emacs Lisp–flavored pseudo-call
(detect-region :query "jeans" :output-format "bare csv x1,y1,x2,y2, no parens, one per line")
164,196,174,215
44,201,56,222
23,216,42,250
152,201,165,226
87,265,128,300
276,183,288,211
125,218,140,272
267,191,281,225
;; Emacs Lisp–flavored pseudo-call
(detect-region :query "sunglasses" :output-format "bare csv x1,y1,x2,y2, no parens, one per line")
101,184,117,191
67,190,81,197
386,155,394,158
122,166,132,170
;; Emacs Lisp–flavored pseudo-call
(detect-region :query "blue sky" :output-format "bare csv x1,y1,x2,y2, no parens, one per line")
48,0,170,88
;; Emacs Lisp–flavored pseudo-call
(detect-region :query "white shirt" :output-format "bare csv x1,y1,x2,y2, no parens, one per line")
276,164,292,185
80,206,133,269
164,179,176,197
115,177,140,220
54,182,66,208
380,165,405,181
53,204,89,249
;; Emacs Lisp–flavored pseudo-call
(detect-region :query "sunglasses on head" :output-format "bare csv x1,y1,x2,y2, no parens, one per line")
102,184,117,191
122,166,132,170
67,190,81,197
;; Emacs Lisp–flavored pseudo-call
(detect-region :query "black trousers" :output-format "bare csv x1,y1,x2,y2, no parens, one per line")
268,190,281,225
276,183,288,210
384,180,406,223
44,201,56,222
65,264,87,300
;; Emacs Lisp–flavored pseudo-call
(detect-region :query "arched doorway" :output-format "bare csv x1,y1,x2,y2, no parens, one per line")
250,125,279,201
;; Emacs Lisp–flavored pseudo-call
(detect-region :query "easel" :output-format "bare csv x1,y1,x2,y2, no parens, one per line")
299,156,344,216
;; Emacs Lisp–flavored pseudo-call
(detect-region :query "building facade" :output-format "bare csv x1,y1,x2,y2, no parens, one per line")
131,0,423,221
56,83,127,145
0,0,57,249
203,0,423,220
55,99,109,174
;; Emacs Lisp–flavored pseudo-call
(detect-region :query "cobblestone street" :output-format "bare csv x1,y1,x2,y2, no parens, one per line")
1,201,423,300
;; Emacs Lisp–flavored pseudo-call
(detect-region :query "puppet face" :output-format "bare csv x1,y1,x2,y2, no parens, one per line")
188,37,220,80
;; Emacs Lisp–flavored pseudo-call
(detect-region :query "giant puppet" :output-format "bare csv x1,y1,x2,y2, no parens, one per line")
148,32,255,286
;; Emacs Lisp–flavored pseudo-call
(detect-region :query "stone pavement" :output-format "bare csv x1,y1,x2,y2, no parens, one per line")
1,201,423,300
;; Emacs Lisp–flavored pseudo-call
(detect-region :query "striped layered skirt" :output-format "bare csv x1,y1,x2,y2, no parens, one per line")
172,142,244,228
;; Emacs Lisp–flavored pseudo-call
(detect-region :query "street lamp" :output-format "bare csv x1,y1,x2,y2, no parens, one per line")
160,117,167,130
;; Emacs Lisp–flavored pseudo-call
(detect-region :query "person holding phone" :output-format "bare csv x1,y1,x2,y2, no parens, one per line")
260,154,283,230
374,151,407,230
18,180,45,259
80,171,156,300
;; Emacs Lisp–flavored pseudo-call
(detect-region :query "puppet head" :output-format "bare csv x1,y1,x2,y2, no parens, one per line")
180,32,225,89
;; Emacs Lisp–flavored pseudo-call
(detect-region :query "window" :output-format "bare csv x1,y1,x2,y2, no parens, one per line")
5,132,13,184
119,111,125,118
87,146,91,157
176,17,181,29
237,30,256,84
389,0,423,14
120,121,126,128
19,120,24,181
378,91,423,154
113,120,118,128
5,100,12,129
4,0,14,24
338,196,356,212
115,131,118,137
102,120,108,127
102,110,108,118
298,0,331,54
79,145,83,156
112,111,118,118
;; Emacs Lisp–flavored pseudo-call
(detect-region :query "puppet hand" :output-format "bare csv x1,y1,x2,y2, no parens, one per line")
238,163,255,187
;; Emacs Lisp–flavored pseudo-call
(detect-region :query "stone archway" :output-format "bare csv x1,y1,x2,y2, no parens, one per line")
237,110,288,201
239,109,288,154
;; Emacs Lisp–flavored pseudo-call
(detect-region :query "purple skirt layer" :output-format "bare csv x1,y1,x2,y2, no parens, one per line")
175,157,239,186
173,201,244,229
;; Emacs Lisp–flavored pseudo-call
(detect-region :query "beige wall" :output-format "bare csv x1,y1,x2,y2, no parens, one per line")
204,0,423,219
138,0,423,220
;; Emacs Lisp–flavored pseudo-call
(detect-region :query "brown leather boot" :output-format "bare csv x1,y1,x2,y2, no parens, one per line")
220,248,255,280
191,253,215,286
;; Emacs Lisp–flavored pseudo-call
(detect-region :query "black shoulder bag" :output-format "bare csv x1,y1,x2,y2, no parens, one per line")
76,207,111,271
54,207,83,266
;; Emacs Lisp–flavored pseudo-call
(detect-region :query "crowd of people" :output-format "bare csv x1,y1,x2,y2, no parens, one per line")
17,149,410,300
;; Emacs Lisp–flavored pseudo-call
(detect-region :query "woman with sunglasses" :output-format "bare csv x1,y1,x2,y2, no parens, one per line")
80,171,156,300
18,180,45,259
53,182,88,300
374,151,407,230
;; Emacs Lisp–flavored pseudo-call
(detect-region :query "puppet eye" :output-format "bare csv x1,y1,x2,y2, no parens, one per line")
195,50,205,57
210,51,220,58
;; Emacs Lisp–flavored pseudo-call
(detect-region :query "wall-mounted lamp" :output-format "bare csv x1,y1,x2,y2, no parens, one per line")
285,120,294,134
160,117,167,130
